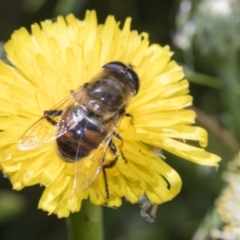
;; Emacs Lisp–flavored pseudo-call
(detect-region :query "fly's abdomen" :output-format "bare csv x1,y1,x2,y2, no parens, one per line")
56,118,107,162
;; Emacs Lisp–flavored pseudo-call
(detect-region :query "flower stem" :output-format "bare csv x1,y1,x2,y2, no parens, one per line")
67,200,104,240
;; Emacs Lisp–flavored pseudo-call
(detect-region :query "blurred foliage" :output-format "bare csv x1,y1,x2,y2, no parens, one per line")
0,189,25,224
0,0,240,239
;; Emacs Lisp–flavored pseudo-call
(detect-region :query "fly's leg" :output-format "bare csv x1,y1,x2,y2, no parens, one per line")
43,89,80,126
125,113,134,125
103,136,128,199
43,110,63,126
44,110,63,116
113,132,127,163
103,139,119,199
102,168,110,199
125,113,133,118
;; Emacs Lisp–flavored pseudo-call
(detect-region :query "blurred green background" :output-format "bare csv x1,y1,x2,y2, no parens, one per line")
0,0,239,239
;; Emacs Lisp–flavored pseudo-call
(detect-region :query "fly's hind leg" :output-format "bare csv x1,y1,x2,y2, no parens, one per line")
102,139,119,199
103,136,128,199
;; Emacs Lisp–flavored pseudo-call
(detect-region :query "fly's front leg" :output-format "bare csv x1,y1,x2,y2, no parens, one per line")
44,110,63,126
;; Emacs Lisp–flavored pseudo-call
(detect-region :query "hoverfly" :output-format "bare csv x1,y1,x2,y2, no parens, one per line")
18,62,140,197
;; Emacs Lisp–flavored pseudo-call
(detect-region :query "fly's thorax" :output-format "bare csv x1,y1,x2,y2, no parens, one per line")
85,71,135,117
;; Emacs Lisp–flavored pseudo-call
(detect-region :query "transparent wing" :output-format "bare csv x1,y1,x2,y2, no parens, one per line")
18,87,84,150
73,133,113,191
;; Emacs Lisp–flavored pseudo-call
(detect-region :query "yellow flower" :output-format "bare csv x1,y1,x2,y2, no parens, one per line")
0,10,220,217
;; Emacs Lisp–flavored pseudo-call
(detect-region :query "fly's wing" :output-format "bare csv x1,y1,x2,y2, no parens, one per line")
18,87,85,150
73,133,113,191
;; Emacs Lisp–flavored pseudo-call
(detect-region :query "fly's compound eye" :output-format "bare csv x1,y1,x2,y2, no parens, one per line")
102,61,140,95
